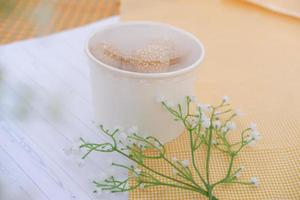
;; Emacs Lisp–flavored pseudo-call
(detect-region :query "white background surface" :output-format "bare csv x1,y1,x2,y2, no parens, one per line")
0,16,127,200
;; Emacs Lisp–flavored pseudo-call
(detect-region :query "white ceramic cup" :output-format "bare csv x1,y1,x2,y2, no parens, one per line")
85,21,204,143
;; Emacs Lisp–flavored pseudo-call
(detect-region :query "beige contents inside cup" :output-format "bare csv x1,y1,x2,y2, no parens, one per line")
89,22,203,73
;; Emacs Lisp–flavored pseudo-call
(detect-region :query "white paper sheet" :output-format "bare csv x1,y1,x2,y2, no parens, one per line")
0,16,127,200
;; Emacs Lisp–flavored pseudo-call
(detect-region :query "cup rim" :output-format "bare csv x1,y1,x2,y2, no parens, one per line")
85,21,205,79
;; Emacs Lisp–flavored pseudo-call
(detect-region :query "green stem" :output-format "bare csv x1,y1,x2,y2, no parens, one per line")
208,186,213,200
162,157,202,188
115,149,209,197
188,130,208,188
206,126,213,185
144,181,218,200
212,155,235,187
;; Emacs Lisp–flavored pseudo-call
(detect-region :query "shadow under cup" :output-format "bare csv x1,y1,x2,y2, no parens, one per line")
85,22,204,143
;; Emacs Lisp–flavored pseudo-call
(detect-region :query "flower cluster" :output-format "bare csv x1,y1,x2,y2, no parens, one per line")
80,96,260,199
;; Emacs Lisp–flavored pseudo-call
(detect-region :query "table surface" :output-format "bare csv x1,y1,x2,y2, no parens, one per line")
0,0,119,44
0,16,126,200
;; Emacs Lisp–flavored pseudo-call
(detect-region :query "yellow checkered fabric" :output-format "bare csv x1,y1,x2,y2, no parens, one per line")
121,0,300,199
0,0,119,44
129,133,299,199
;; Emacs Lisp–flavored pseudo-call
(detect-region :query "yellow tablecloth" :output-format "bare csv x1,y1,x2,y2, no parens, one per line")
0,0,119,44
121,0,300,199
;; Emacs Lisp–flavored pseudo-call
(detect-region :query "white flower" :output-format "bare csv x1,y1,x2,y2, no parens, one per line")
250,177,259,186
250,131,260,141
123,182,129,189
248,140,257,147
139,183,145,189
188,95,197,102
113,125,123,132
187,118,198,128
213,120,221,129
215,110,221,115
247,131,260,147
156,96,167,103
172,157,178,162
127,138,135,147
226,121,236,130
235,109,243,117
154,141,162,149
240,165,245,171
222,96,229,103
234,172,240,178
93,189,101,195
165,100,175,108
117,132,128,142
212,139,217,145
250,122,257,131
201,112,208,120
221,126,228,133
134,167,142,176
197,103,210,112
128,126,138,135
202,118,211,129
181,160,189,167
138,143,146,149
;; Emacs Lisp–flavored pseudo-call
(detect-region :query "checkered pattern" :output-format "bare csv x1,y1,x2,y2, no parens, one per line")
0,0,119,44
121,0,300,198
130,132,300,199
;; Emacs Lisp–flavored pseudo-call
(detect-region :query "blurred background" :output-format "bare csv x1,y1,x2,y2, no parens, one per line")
0,0,119,120
0,0,119,44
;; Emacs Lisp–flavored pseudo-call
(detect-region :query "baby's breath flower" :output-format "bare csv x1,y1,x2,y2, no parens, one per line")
117,132,128,142
197,103,210,112
250,122,257,131
234,109,243,117
139,183,145,189
134,167,142,176
234,172,240,178
226,121,236,130
127,139,135,147
213,120,221,129
221,127,228,134
250,177,259,186
188,95,197,102
156,96,167,103
113,125,123,132
165,100,175,108
215,110,221,115
250,131,260,141
139,143,146,150
93,189,100,194
202,118,211,129
222,95,229,104
80,96,260,198
128,126,138,135
181,160,189,167
154,141,163,149
187,118,198,128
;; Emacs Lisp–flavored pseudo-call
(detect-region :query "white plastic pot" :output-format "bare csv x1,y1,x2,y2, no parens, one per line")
85,22,204,143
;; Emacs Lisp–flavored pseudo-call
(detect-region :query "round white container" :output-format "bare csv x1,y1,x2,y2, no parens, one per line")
85,22,204,143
